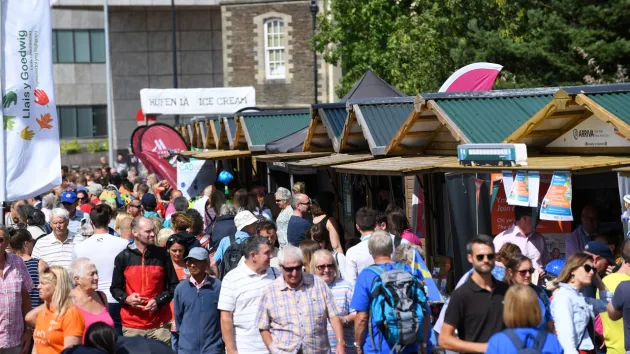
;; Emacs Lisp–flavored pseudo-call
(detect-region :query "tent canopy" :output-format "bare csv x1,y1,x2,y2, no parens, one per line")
265,127,309,153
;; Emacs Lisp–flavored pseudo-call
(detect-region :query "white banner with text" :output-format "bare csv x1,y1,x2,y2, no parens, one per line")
140,87,256,115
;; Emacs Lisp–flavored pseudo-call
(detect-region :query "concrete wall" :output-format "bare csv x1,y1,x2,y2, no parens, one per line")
108,6,223,151
52,9,107,106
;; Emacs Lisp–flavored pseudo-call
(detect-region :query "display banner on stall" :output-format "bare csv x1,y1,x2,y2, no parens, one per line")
507,171,529,206
140,87,256,115
138,123,189,187
546,116,630,148
177,160,216,199
540,171,574,221
502,171,513,198
491,173,571,234
528,172,540,207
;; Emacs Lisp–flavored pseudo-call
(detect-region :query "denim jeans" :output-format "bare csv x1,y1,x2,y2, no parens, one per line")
107,302,123,337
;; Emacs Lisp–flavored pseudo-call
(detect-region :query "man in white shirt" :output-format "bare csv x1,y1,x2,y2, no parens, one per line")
72,204,129,336
32,208,79,270
343,207,408,284
238,220,280,269
219,236,279,354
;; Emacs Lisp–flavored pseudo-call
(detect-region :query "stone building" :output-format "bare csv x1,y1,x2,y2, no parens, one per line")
51,0,340,155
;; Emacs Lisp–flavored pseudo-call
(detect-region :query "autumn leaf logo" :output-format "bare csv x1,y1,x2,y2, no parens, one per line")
2,91,17,108
36,113,53,130
20,126,35,140
34,89,49,107
3,115,15,131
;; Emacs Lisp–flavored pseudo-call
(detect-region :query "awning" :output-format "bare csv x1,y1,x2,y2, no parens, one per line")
434,156,630,175
189,150,252,160
333,156,458,176
288,153,373,169
255,152,332,163
614,166,630,177
177,151,198,157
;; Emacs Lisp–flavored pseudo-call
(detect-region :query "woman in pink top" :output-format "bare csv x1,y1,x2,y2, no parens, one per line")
387,206,423,246
70,258,114,340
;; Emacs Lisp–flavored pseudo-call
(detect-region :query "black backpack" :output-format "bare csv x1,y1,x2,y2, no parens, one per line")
218,234,246,280
504,329,548,354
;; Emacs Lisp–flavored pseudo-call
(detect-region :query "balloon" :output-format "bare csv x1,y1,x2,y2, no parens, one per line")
218,171,234,185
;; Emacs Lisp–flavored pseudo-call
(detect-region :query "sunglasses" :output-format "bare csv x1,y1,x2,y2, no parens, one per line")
583,264,595,274
316,263,335,271
475,253,495,262
516,268,535,276
281,264,303,273
128,204,141,209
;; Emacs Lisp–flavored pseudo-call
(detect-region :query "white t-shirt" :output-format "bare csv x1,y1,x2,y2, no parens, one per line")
32,232,79,270
217,263,280,354
72,233,129,303
342,233,409,285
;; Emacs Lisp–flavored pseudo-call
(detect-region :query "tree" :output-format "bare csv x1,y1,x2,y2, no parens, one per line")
314,0,630,96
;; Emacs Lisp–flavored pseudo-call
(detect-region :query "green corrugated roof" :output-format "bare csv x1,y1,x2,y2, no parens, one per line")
242,112,311,147
588,92,630,126
436,95,553,143
358,103,414,148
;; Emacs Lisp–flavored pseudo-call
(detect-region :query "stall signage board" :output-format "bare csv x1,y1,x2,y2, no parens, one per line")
177,160,217,199
546,116,630,148
492,173,571,234
540,171,574,221
140,87,256,115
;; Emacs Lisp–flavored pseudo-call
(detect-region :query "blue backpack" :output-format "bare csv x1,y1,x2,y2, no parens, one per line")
367,263,428,353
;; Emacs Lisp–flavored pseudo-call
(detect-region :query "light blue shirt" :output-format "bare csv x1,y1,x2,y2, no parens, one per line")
68,209,89,235
213,230,250,262
550,283,612,354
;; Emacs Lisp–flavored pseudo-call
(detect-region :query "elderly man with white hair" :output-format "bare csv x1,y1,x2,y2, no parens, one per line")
275,187,293,249
256,245,347,354
32,208,79,270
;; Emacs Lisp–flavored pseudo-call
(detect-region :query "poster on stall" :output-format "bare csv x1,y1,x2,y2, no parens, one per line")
502,171,513,198
528,172,540,207
491,173,571,234
507,171,529,206
177,160,216,199
540,171,574,221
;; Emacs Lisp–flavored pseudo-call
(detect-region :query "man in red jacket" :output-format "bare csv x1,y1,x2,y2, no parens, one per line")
111,216,179,345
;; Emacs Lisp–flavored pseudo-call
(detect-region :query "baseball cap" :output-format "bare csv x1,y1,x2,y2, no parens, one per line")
234,211,259,231
185,247,209,261
61,191,78,204
76,186,89,197
141,193,157,207
87,183,103,197
585,240,615,266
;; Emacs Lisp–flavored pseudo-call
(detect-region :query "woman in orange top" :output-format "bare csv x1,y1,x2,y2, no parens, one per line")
166,234,190,351
30,266,85,354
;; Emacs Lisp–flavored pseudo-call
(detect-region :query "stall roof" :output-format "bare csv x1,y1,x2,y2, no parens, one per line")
287,153,374,169
387,88,557,155
340,97,414,155
255,151,332,162
434,156,630,175
304,70,406,153
504,83,630,153
265,127,309,154
189,150,252,160
237,109,311,152
223,117,239,149
333,156,458,176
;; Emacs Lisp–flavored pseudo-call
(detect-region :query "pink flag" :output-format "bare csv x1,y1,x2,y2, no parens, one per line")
439,63,503,92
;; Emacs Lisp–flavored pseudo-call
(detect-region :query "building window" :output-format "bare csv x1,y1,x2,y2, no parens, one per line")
264,19,286,79
52,30,106,64
57,105,107,139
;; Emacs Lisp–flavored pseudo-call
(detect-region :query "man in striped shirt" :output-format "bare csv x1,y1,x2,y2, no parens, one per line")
219,236,279,354
31,208,78,270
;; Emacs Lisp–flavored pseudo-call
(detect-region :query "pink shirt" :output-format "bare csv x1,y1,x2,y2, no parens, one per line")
189,275,211,290
0,253,34,348
493,224,549,269
75,293,114,341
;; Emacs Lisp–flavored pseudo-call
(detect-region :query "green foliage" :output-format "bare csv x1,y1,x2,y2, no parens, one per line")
85,140,109,153
60,139,82,155
314,0,630,96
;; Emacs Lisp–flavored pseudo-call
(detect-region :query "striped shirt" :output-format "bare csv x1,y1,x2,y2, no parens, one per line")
31,232,79,270
327,279,356,354
218,263,280,354
256,272,341,354
24,258,43,308
0,253,34,349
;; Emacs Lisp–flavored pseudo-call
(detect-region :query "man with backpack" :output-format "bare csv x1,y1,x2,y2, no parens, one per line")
350,231,429,354
213,210,259,279
438,235,508,353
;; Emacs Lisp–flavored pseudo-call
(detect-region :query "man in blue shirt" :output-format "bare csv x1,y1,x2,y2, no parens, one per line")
350,230,425,354
61,190,89,234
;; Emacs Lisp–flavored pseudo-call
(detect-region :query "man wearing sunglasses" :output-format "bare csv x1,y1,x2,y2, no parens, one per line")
256,246,346,354
287,194,312,247
60,191,90,235
439,235,508,354
582,240,615,299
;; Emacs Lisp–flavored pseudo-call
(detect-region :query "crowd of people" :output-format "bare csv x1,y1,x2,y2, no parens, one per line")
2,164,630,354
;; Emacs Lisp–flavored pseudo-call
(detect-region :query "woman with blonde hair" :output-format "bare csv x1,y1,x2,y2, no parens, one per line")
69,258,114,340
114,211,131,233
311,249,355,353
298,239,321,273
157,228,175,247
292,181,305,194
29,266,85,353
551,253,611,354
486,285,562,354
